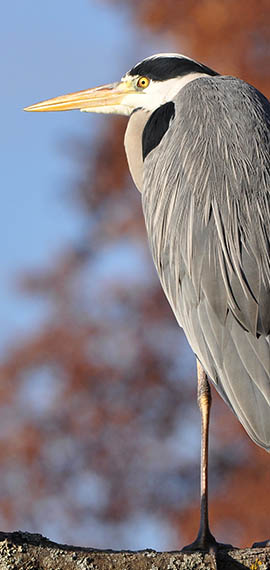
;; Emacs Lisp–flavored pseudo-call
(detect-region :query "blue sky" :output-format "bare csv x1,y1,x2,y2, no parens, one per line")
1,0,171,350
1,2,186,548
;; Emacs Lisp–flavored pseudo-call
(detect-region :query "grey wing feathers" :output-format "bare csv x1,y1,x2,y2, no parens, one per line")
142,75,270,449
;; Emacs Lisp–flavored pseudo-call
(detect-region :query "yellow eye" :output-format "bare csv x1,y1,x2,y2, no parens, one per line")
137,76,150,89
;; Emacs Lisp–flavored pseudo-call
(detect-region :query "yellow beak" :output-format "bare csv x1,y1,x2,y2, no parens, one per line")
24,81,135,113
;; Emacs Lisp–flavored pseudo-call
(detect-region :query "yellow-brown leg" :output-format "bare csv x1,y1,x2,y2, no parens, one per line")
182,361,219,551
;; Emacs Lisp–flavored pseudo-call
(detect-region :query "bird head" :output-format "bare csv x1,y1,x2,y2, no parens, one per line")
24,54,218,116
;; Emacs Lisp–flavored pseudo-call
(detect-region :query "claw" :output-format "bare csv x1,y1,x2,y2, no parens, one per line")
182,528,234,552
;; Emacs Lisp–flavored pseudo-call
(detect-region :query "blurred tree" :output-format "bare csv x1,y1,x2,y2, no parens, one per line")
0,0,269,550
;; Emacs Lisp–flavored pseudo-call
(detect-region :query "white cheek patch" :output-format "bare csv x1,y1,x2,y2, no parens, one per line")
80,72,211,116
122,73,210,114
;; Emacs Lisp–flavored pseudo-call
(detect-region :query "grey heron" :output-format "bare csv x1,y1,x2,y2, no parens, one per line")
25,53,270,551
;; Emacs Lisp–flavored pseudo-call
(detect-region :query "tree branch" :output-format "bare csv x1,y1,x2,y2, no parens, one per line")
0,530,269,569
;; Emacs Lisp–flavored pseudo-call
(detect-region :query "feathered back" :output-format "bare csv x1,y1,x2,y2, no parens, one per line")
142,76,270,449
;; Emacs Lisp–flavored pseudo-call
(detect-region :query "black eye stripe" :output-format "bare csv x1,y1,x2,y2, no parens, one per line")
129,57,218,82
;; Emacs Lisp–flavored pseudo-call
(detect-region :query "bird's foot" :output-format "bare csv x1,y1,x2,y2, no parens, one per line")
252,540,270,548
182,528,234,553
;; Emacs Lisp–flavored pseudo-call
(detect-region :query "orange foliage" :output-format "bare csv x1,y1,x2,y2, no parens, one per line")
115,0,270,547
1,0,270,549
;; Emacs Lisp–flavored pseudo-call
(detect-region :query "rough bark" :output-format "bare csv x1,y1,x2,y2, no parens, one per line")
0,531,269,569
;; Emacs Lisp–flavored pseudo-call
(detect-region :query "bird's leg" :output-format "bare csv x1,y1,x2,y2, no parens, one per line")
182,361,217,551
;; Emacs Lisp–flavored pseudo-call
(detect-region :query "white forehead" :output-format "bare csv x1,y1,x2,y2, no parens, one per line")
137,53,193,63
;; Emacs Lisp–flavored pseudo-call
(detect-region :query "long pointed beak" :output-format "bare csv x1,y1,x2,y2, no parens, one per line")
24,81,135,113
